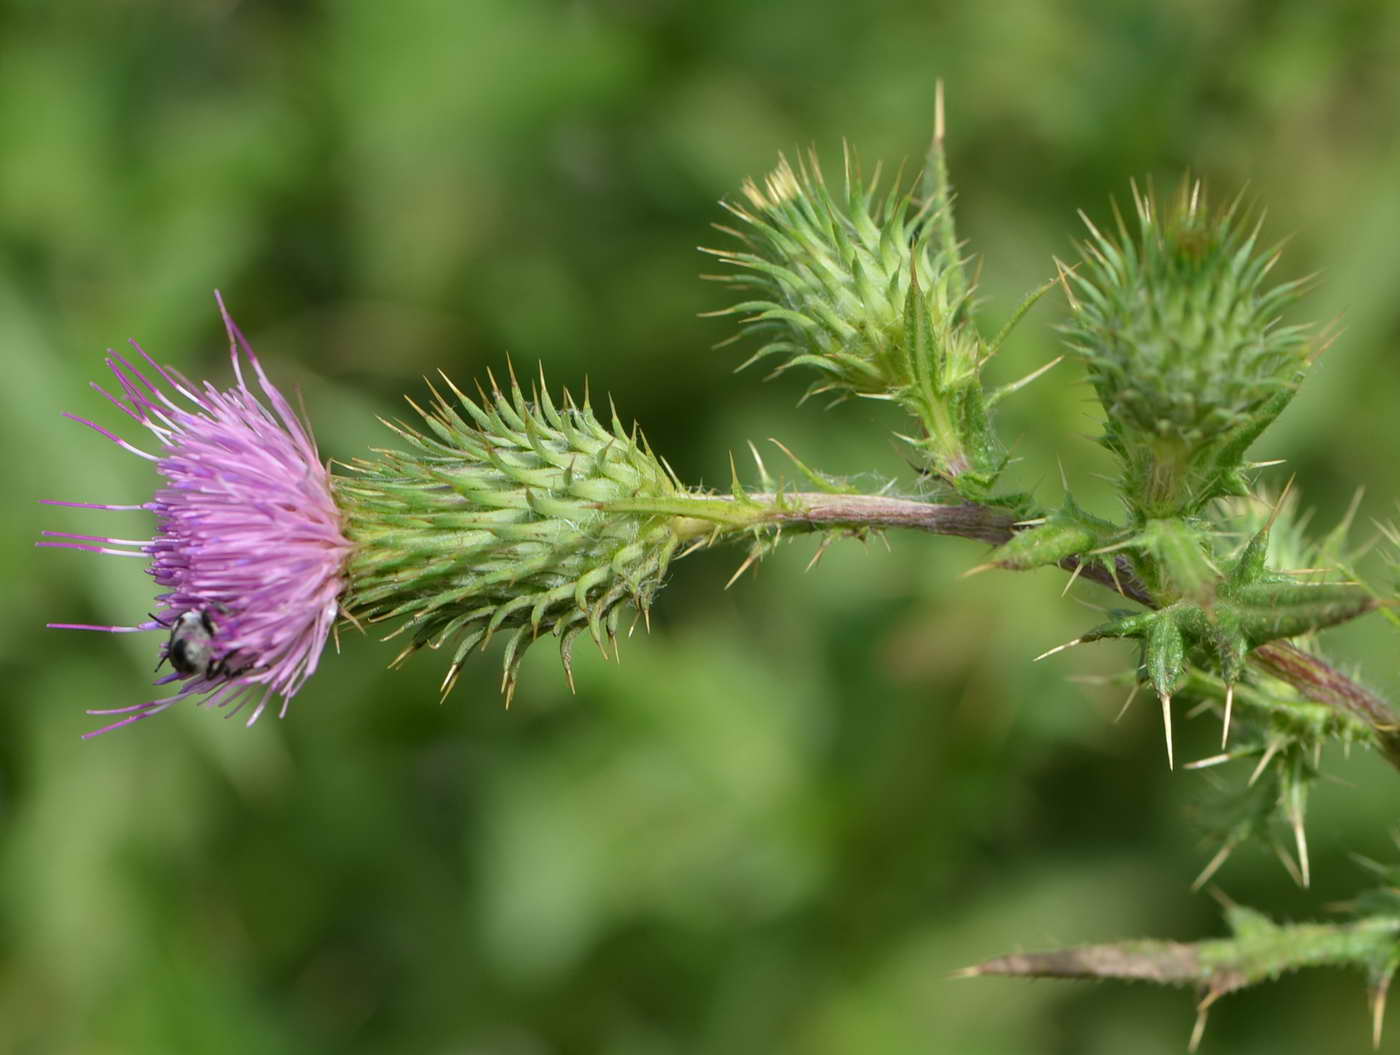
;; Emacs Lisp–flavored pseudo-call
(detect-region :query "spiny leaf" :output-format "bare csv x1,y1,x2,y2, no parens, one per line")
962,910,1400,1050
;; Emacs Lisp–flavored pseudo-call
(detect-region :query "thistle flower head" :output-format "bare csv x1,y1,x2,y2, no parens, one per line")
1064,181,1314,518
40,295,352,735
335,367,682,701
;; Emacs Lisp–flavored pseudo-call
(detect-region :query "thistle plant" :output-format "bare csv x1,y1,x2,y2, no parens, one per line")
40,86,1400,1048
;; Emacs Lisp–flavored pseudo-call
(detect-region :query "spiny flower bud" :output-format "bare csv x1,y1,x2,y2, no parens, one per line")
703,144,1025,497
335,368,683,701
705,150,967,401
1064,181,1313,519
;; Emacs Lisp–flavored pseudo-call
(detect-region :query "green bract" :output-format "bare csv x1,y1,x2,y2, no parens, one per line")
335,370,683,700
1064,183,1313,519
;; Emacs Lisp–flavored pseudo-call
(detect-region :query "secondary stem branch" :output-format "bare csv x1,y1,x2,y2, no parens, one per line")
681,490,1400,770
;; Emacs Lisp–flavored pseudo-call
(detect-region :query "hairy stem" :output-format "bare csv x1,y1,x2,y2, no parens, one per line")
671,490,1400,770
1253,642,1400,770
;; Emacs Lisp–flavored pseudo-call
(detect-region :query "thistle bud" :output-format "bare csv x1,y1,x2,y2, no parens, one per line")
335,369,683,700
705,150,1013,495
707,151,966,401
1064,182,1312,518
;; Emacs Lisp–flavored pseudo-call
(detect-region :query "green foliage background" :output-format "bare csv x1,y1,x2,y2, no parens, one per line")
4,2,1400,1051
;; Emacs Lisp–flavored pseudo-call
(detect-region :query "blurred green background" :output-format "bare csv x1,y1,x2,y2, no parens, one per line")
5,1,1400,1052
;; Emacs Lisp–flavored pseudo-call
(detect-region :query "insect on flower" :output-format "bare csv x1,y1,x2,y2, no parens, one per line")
156,608,236,680
39,294,353,737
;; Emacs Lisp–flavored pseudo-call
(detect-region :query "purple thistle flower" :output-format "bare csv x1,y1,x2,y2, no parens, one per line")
39,294,352,736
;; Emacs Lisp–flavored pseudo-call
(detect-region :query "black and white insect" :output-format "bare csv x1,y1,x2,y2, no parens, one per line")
153,608,231,680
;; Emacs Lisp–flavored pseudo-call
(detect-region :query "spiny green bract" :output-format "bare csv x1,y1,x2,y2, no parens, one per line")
334,369,683,701
1064,181,1313,519
1059,499,1375,774
983,497,1116,572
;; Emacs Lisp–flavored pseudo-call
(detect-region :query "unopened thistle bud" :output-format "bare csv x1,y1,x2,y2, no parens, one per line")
706,151,967,401
335,369,684,700
704,145,1018,496
1064,181,1313,519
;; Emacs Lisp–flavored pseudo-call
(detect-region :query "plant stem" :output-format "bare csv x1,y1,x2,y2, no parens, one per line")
1253,642,1400,770
743,492,1021,542
672,490,1400,770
